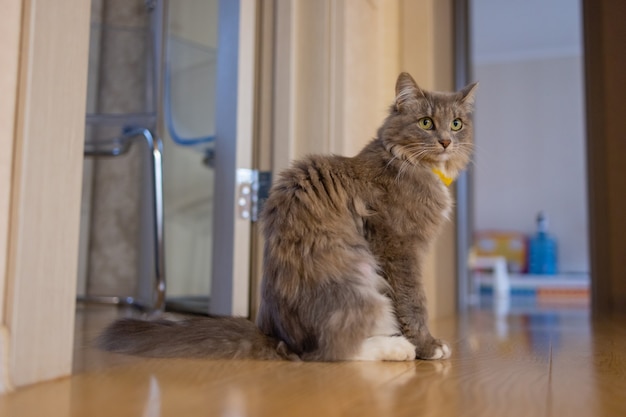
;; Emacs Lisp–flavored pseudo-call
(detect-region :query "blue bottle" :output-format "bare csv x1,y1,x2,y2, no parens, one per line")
528,211,558,275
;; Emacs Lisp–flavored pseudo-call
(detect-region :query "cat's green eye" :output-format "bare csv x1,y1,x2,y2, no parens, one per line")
418,117,434,130
451,118,463,131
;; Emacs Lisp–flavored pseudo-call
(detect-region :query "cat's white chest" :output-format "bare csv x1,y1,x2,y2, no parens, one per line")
441,201,453,221
439,185,453,221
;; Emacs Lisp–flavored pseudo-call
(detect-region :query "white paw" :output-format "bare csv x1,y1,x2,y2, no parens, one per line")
387,337,418,361
427,342,451,360
352,336,417,361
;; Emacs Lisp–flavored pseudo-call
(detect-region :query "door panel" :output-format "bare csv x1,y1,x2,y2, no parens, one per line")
163,0,256,316
210,0,256,316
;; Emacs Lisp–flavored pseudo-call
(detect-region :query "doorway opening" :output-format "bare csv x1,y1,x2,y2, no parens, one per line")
462,0,589,315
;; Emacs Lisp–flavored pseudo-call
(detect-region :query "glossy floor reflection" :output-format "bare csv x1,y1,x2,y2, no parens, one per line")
1,305,625,417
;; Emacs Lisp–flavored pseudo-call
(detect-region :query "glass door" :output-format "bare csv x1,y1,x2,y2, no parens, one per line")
163,0,257,316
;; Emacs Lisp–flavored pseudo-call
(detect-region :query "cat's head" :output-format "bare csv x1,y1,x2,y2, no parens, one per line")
380,72,478,175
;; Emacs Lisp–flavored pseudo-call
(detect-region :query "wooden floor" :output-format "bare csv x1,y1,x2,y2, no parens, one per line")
1,303,625,417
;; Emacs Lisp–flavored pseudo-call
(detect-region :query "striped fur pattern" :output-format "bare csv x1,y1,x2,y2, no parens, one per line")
98,73,477,361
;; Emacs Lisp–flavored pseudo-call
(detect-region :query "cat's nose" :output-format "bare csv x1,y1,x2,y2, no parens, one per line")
438,139,451,149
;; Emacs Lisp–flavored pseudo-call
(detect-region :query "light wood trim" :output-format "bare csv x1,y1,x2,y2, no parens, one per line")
0,0,24,394
3,0,91,389
0,0,24,335
272,0,296,175
583,0,626,316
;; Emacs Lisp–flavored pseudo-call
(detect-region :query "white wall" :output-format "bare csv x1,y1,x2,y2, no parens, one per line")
473,55,589,273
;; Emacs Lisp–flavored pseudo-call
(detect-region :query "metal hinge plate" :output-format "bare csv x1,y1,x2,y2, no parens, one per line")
236,169,272,222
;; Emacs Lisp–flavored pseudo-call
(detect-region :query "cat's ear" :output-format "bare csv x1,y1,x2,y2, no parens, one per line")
395,72,421,111
459,82,479,107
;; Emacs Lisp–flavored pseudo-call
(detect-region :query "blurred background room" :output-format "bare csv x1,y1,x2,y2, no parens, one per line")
467,0,589,316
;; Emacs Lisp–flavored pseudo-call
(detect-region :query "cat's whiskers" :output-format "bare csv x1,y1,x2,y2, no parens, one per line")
385,145,434,183
385,155,399,171
454,143,476,162
404,146,439,165
456,142,476,151
395,158,417,183
465,159,478,169
384,147,400,171
410,149,433,163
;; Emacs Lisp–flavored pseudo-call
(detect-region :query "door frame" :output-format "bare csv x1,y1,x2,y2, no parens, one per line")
0,0,91,390
209,0,257,317
583,0,626,316
453,0,472,311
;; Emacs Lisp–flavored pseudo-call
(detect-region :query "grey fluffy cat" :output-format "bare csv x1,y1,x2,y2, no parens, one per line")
99,73,477,361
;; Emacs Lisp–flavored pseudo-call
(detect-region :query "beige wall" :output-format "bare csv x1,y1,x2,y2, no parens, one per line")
400,0,457,319
274,0,402,166
273,0,456,319
474,56,588,273
331,0,401,157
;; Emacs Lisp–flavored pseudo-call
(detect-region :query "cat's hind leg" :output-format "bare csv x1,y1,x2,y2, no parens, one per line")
348,267,416,361
296,257,416,362
326,261,416,362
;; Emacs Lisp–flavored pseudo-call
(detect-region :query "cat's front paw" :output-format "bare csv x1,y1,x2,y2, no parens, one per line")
351,336,417,361
414,338,451,360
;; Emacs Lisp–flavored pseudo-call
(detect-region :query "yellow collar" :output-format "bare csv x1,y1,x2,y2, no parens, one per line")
432,168,454,187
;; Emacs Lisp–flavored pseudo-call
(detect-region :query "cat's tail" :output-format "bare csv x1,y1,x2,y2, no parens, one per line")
97,316,298,360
